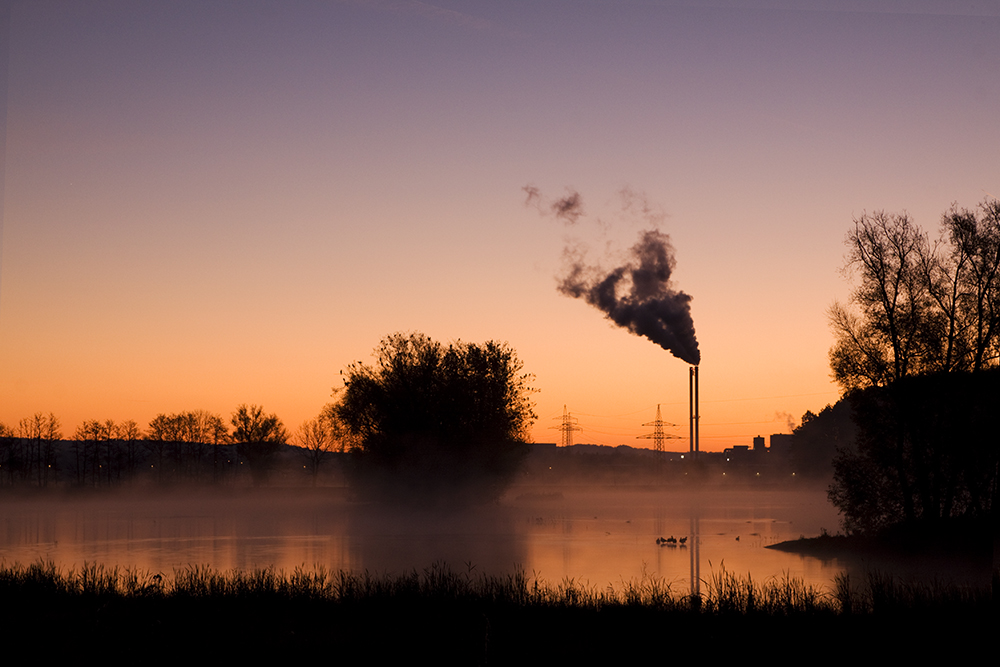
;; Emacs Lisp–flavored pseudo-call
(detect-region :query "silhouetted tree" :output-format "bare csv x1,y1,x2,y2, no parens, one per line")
231,404,287,486
829,199,1000,391
333,332,536,505
118,419,143,481
926,199,1000,372
0,422,16,485
828,371,998,533
12,413,61,486
73,420,102,486
828,211,933,390
296,410,344,484
790,402,856,478
144,410,229,482
827,201,999,533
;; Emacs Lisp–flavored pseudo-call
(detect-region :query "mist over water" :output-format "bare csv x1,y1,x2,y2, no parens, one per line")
0,486,863,590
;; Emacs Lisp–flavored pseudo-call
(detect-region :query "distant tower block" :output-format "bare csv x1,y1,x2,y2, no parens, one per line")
551,405,583,447
637,404,679,452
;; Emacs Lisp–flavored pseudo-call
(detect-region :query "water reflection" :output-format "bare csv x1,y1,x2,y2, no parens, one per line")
0,486,857,591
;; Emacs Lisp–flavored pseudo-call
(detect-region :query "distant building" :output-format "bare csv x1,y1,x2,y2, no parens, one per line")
723,444,752,462
753,436,766,451
769,434,794,457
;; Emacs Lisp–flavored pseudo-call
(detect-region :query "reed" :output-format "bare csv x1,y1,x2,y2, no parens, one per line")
702,565,830,615
1,559,992,661
0,559,989,615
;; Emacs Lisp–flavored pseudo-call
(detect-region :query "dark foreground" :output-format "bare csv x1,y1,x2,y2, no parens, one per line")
0,561,992,663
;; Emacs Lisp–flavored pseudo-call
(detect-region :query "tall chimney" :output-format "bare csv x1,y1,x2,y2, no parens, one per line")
689,366,700,458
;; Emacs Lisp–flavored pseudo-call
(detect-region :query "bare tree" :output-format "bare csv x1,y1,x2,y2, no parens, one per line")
829,201,1000,391
73,420,102,486
18,413,61,486
296,409,345,484
144,410,229,482
828,211,933,390
940,199,1000,371
118,419,143,481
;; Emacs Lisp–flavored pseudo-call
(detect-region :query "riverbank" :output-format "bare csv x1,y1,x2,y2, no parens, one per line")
767,516,996,585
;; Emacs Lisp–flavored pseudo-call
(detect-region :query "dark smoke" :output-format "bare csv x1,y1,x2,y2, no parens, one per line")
523,185,541,208
551,192,583,224
523,185,584,224
560,229,700,365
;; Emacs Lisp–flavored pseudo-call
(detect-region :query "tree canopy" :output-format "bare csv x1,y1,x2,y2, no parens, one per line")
332,332,536,505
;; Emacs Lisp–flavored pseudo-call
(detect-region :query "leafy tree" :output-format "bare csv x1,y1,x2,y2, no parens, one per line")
790,402,856,478
333,332,536,505
829,371,998,533
231,404,288,486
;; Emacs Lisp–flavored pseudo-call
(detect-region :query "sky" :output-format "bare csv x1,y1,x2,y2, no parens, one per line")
1,0,998,450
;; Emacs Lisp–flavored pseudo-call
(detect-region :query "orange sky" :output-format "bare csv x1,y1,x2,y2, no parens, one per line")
1,2,997,449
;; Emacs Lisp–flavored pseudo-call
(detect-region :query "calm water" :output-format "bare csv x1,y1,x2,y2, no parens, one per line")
0,485,865,592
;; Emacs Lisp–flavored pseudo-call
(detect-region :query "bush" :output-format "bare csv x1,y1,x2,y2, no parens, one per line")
333,332,536,505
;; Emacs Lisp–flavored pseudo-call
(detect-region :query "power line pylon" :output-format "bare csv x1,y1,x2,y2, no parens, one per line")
637,404,679,453
551,405,583,447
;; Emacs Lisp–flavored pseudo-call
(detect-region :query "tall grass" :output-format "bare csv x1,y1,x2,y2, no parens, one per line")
702,565,830,615
0,559,989,615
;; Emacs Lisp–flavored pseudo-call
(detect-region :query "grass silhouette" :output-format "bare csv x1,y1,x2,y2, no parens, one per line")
0,560,991,661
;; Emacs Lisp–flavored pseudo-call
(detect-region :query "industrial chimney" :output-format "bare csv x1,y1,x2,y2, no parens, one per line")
689,366,699,458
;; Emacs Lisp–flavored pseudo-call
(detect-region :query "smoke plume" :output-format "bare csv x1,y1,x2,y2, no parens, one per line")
524,185,585,224
560,228,701,366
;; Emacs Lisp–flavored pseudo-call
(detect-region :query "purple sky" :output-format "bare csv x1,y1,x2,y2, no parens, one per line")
2,1,998,448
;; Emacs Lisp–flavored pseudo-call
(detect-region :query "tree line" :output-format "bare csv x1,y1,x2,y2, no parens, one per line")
0,405,346,488
0,330,536,505
826,198,998,534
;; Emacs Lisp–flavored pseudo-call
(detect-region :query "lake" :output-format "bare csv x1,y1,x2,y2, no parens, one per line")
0,484,879,593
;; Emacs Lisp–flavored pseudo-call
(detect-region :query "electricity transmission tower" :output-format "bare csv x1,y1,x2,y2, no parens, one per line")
551,405,582,447
636,404,679,453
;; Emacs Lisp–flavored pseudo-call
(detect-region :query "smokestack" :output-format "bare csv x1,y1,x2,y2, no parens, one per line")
689,366,699,458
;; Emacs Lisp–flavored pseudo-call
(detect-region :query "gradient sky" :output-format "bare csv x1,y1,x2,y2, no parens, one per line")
1,1,998,450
